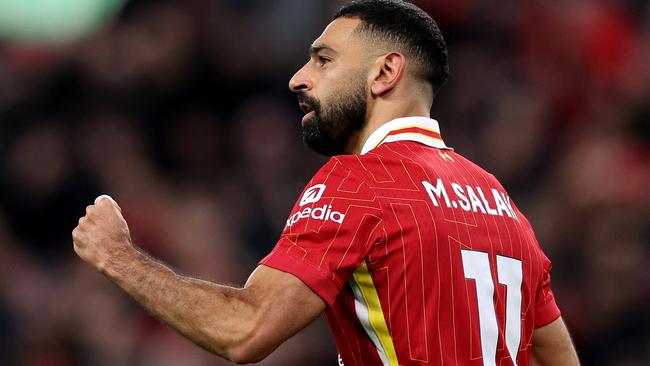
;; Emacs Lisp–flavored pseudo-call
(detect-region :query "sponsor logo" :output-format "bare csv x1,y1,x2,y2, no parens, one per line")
300,184,326,207
285,204,346,228
438,150,455,162
338,354,345,366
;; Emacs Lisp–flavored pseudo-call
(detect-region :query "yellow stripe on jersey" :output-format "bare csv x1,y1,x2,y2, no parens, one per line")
350,261,399,366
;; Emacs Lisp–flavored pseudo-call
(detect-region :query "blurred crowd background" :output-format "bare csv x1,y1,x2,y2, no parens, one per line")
0,0,648,365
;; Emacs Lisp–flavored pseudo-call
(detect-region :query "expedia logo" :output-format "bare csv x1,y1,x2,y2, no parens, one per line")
285,204,346,228
300,184,326,207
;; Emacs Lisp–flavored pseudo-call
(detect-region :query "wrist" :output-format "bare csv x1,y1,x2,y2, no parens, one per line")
99,241,140,279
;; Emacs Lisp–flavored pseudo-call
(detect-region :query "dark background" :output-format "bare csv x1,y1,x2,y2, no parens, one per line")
0,0,649,365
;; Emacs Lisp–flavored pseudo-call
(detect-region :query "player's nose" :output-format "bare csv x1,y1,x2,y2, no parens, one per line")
289,63,312,93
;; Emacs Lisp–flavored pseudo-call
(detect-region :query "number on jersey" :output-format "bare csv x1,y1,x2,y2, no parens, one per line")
461,250,523,366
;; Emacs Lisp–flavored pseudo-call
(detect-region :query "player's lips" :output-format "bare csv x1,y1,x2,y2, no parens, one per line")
301,110,316,125
299,102,315,126
299,102,313,114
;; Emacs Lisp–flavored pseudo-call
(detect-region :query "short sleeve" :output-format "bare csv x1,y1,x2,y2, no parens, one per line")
534,259,562,328
260,157,384,307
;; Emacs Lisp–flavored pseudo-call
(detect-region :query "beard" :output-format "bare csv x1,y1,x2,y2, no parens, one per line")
298,76,368,156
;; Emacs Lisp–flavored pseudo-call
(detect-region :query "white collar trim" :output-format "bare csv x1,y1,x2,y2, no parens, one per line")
360,116,449,155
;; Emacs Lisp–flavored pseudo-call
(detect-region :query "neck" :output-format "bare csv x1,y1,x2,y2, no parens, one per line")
347,100,431,154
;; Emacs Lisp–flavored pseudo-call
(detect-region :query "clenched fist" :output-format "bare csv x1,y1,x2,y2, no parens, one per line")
72,195,134,271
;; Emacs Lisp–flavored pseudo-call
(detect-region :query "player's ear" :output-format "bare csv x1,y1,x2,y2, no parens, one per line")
369,52,406,96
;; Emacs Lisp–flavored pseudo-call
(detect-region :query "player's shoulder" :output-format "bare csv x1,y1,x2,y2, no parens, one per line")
444,149,509,189
295,156,380,209
320,150,414,188
303,155,374,193
311,154,373,183
324,143,459,187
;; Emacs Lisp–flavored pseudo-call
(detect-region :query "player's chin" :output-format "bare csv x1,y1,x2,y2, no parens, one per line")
301,119,318,143
302,125,343,157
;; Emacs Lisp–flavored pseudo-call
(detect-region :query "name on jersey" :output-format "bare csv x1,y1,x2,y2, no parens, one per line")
422,179,519,220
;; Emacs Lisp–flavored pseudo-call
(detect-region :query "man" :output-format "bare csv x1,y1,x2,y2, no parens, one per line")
72,0,580,365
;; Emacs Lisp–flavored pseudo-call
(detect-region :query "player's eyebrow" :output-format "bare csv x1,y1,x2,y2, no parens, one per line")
309,44,338,57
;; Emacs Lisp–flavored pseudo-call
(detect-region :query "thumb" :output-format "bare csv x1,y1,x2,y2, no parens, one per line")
94,194,122,212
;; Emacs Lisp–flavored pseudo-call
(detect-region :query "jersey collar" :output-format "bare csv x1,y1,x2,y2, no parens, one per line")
360,116,449,155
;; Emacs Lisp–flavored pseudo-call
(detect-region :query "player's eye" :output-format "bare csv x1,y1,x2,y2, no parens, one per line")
317,56,330,66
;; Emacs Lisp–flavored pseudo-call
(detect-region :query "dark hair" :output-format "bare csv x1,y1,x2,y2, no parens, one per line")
334,0,449,94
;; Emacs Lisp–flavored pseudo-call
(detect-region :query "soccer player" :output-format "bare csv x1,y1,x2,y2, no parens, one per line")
72,0,580,365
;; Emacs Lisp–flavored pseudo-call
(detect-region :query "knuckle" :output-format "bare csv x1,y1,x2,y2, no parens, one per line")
72,225,85,237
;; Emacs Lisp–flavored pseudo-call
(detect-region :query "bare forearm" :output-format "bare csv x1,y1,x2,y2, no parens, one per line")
531,349,580,366
73,196,325,364
101,247,257,360
531,318,580,366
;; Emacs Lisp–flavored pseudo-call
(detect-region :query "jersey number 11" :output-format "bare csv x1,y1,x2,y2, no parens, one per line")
461,250,523,366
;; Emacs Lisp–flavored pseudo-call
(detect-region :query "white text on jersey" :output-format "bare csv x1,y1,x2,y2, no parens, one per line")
422,179,518,220
286,204,346,228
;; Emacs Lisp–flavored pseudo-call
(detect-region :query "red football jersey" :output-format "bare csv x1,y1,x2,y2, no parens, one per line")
260,117,561,366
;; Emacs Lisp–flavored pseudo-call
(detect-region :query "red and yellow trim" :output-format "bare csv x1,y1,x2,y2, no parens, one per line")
383,126,442,143
361,117,449,155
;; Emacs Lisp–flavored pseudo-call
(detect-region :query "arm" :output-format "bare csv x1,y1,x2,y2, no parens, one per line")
531,317,580,366
72,196,326,364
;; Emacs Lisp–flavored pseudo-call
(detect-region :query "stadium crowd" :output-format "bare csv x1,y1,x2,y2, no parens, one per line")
0,0,648,365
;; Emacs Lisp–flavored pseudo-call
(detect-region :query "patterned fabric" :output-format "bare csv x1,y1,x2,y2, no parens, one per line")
261,117,560,366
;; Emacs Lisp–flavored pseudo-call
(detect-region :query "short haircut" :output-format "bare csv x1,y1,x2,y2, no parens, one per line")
333,0,449,95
